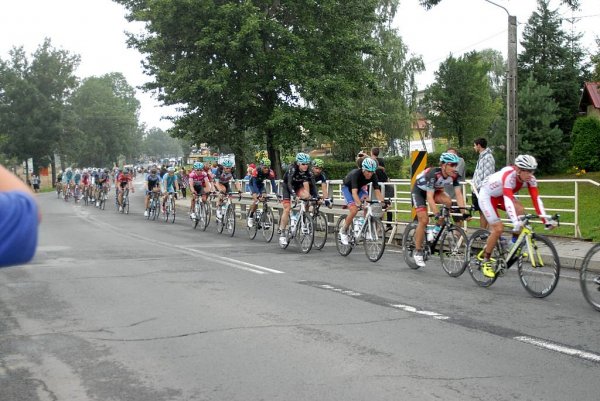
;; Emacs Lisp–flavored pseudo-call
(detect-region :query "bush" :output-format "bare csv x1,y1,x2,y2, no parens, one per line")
320,156,405,180
570,117,600,172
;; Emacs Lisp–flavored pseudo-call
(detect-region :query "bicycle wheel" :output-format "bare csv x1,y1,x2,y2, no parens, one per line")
518,233,560,298
580,244,600,311
169,198,175,223
225,204,236,237
199,202,209,231
402,221,422,269
100,193,107,210
297,214,314,253
363,217,386,262
152,199,159,220
247,211,258,240
335,216,353,256
313,211,328,250
216,205,225,234
440,225,468,277
466,229,499,287
125,196,130,214
163,199,169,222
205,199,212,227
259,208,274,243
193,202,200,229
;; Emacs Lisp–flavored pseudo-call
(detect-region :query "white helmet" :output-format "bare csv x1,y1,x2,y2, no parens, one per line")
514,155,537,170
66,167,72,173
75,169,81,174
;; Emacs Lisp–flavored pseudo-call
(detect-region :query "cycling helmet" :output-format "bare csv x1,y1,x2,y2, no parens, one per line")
193,161,204,170
440,152,460,164
361,158,378,172
167,166,175,172
260,158,271,167
83,169,88,173
295,152,311,164
222,159,234,168
66,167,72,173
104,168,109,173
514,154,537,170
312,158,324,168
75,169,81,174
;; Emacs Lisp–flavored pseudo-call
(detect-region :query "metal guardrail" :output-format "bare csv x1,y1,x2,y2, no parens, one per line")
234,177,599,239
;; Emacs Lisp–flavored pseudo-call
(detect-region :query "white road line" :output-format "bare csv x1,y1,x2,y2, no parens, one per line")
514,336,600,363
80,210,283,275
389,303,450,320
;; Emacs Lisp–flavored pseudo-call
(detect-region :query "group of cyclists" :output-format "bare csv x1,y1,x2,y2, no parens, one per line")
59,150,557,271
56,167,135,211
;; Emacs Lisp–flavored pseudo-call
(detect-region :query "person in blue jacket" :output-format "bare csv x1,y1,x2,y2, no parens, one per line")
0,164,39,267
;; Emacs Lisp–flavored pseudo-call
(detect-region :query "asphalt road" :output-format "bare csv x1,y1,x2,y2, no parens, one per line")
1,185,599,401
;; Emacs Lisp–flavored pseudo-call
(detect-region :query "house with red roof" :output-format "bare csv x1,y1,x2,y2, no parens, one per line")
579,82,600,119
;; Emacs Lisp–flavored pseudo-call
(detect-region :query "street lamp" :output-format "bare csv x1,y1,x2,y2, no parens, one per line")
483,0,518,165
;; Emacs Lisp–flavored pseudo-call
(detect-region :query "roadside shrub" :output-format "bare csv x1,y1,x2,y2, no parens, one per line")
570,117,600,172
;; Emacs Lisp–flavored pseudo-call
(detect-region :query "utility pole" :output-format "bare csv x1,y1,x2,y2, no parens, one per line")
483,0,518,165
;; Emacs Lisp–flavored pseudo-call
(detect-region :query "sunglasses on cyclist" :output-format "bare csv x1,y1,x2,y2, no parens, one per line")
300,163,309,166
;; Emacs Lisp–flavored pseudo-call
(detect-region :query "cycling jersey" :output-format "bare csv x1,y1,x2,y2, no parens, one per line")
215,167,236,184
313,171,328,184
479,165,548,226
146,173,161,191
73,173,81,185
81,173,90,186
282,163,317,200
162,173,177,192
249,167,275,194
414,167,459,192
117,172,132,188
189,170,209,188
96,172,109,187
343,168,380,191
64,172,73,183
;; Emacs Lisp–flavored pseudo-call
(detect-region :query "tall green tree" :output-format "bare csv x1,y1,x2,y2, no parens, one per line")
591,38,600,81
68,73,141,166
114,0,396,173
0,39,80,181
518,0,588,143
142,127,184,160
518,75,563,174
419,0,581,10
422,51,500,147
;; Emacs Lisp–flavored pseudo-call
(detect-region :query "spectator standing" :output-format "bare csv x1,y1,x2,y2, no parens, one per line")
471,138,495,228
32,174,41,193
370,147,393,231
0,164,39,267
178,167,189,199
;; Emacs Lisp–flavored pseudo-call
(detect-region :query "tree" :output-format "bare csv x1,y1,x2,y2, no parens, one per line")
518,0,589,143
0,39,80,183
114,0,400,173
142,127,184,160
422,51,500,147
591,38,600,81
518,75,563,174
67,73,142,166
570,116,600,172
419,0,581,10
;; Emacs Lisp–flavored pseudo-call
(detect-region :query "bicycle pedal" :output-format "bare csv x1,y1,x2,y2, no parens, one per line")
497,268,506,277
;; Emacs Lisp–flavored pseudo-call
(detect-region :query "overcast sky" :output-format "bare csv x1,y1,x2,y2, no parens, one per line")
0,0,598,131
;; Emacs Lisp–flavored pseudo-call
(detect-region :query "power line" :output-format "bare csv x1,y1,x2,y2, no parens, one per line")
422,29,507,66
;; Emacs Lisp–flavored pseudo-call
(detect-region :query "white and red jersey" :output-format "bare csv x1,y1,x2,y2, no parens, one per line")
189,170,209,187
480,165,548,225
81,173,90,186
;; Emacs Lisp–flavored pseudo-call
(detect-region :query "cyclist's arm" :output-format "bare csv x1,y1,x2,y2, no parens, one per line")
527,185,548,224
426,190,438,215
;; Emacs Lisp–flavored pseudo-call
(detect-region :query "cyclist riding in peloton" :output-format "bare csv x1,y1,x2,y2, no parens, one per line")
339,157,388,246
188,162,213,220
116,167,135,212
410,152,470,267
161,167,179,213
63,167,74,195
214,160,241,219
311,158,332,208
278,153,318,247
247,158,277,227
476,154,557,278
144,168,162,217
95,168,110,207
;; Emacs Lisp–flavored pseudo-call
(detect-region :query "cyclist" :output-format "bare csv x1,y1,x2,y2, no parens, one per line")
477,154,556,278
189,162,212,219
95,168,110,207
161,166,179,213
81,169,91,201
214,160,241,219
55,170,63,195
410,152,469,267
144,168,162,217
247,158,277,227
311,159,332,208
116,167,135,212
63,168,74,196
73,169,82,200
339,158,388,246
90,168,100,201
278,152,318,247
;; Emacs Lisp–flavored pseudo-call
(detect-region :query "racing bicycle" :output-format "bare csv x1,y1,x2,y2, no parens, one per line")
402,205,471,276
281,197,315,253
247,194,276,242
335,200,388,262
215,191,241,236
466,213,561,298
579,243,600,311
